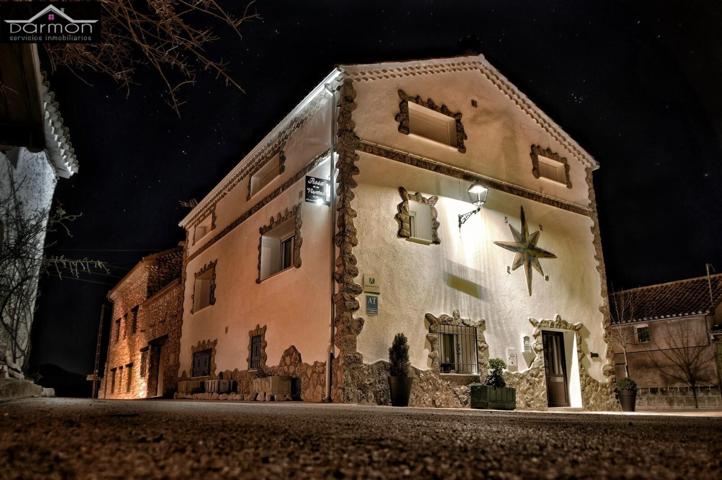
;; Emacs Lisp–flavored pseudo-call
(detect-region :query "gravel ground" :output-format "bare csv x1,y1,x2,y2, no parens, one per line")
1,398,721,479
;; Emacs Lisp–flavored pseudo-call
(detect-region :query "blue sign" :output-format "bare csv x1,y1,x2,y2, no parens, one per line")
366,295,378,316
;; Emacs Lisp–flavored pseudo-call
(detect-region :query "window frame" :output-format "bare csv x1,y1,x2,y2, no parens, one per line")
635,325,651,344
247,324,267,371
257,205,302,283
395,89,467,153
395,187,440,245
530,145,572,189
130,306,139,335
192,260,217,313
191,349,213,378
192,209,216,246
248,149,286,200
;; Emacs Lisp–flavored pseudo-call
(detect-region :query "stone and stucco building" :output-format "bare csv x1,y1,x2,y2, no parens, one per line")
100,248,183,399
611,274,722,409
176,55,617,409
0,44,78,379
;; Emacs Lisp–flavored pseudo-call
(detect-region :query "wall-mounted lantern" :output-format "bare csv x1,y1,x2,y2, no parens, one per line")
458,182,489,229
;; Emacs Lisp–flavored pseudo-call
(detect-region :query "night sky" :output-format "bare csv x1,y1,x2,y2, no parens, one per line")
29,0,722,375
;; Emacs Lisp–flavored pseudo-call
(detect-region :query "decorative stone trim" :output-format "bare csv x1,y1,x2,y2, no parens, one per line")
333,79,365,403
186,150,329,263
395,186,440,244
184,96,324,227
357,140,591,217
530,145,572,189
190,204,217,232
190,338,218,379
585,166,616,384
255,204,303,283
394,89,467,153
425,310,488,373
247,324,268,371
246,148,287,200
190,260,217,313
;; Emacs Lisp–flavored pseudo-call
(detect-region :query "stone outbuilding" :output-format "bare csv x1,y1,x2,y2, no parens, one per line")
100,247,183,399
176,55,617,409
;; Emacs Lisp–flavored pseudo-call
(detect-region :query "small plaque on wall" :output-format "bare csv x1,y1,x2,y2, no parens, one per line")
366,295,378,316
363,275,380,294
305,176,330,204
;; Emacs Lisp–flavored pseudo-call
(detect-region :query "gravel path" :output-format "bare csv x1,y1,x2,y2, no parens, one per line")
1,398,721,479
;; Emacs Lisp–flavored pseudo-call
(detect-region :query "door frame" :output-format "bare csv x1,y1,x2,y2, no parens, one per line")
542,330,570,407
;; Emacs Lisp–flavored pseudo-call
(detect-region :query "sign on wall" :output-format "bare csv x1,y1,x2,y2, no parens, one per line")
305,176,330,205
366,295,378,316
363,275,380,294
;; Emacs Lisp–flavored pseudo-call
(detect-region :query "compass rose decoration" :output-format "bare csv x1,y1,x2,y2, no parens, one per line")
494,206,557,296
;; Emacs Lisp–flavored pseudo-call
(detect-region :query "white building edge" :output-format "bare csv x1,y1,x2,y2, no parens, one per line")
177,54,616,409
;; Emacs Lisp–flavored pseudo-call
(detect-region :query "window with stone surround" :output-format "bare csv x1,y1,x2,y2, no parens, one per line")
247,325,267,371
249,334,263,370
249,150,285,199
530,145,572,188
110,368,116,393
257,206,302,282
115,319,120,342
438,324,479,375
395,89,467,153
192,260,216,313
193,210,215,245
191,349,212,377
395,187,440,245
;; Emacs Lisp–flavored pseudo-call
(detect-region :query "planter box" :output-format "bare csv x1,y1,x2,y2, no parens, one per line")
205,379,236,394
470,384,516,410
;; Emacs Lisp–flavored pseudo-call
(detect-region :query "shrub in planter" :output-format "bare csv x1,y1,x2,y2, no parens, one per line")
616,377,637,412
388,333,413,407
470,358,516,410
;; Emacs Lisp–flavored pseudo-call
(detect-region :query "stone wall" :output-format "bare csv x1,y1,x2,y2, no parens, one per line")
637,386,722,409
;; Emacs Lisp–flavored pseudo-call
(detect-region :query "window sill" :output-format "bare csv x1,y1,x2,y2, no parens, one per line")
539,176,568,187
192,304,213,315
406,236,432,246
408,133,459,152
258,265,295,283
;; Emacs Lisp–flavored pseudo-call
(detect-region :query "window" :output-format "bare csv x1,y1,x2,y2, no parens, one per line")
249,153,282,198
192,349,212,377
115,319,121,342
249,335,263,370
407,101,457,147
260,218,296,281
110,368,117,393
118,367,123,393
408,200,433,243
193,213,213,245
537,155,568,185
122,315,127,339
438,324,478,375
126,363,133,393
636,325,651,344
130,306,139,334
193,261,216,312
530,145,571,188
140,348,148,377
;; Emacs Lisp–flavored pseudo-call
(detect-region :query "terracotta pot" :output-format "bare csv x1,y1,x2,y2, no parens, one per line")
388,376,413,407
618,390,637,412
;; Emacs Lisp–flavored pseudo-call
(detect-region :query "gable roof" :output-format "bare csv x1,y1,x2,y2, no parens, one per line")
340,54,598,170
611,273,722,324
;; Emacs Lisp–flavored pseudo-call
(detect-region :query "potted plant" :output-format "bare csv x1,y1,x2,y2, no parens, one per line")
470,358,516,410
388,333,413,406
616,377,637,412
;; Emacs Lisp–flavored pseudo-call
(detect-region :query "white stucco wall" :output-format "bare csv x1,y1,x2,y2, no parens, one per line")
352,153,607,383
178,95,335,378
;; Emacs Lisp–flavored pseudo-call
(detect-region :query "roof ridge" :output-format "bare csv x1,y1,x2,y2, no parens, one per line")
614,273,722,295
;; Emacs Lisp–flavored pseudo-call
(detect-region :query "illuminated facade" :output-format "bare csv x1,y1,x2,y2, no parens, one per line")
177,55,616,409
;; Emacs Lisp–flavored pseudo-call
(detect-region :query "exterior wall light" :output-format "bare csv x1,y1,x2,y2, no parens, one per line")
458,183,488,229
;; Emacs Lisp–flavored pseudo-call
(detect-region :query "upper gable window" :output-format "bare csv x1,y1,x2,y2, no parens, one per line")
258,212,300,281
395,90,467,153
193,212,214,245
249,151,285,199
530,145,572,188
408,102,457,147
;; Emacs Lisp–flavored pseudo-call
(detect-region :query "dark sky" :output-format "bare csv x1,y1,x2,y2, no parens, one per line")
30,0,722,374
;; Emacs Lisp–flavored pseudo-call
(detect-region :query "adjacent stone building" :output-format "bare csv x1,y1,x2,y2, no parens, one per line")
176,55,617,409
611,274,722,409
100,247,183,399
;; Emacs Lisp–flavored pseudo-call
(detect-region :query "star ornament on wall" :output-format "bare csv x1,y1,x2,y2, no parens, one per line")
494,206,557,296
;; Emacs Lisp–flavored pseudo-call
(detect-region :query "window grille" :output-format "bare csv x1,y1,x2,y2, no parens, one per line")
437,324,478,375
192,349,212,377
636,326,651,344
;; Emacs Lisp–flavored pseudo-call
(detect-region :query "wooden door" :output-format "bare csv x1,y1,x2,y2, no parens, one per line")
542,331,569,407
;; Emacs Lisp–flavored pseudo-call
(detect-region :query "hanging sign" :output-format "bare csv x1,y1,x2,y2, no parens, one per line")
366,295,379,316
305,176,330,205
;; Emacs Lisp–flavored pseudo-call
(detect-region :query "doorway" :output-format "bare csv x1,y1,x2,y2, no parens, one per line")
147,336,168,398
542,330,570,407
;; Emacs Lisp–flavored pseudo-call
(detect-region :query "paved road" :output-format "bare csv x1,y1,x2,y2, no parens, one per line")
1,398,721,479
